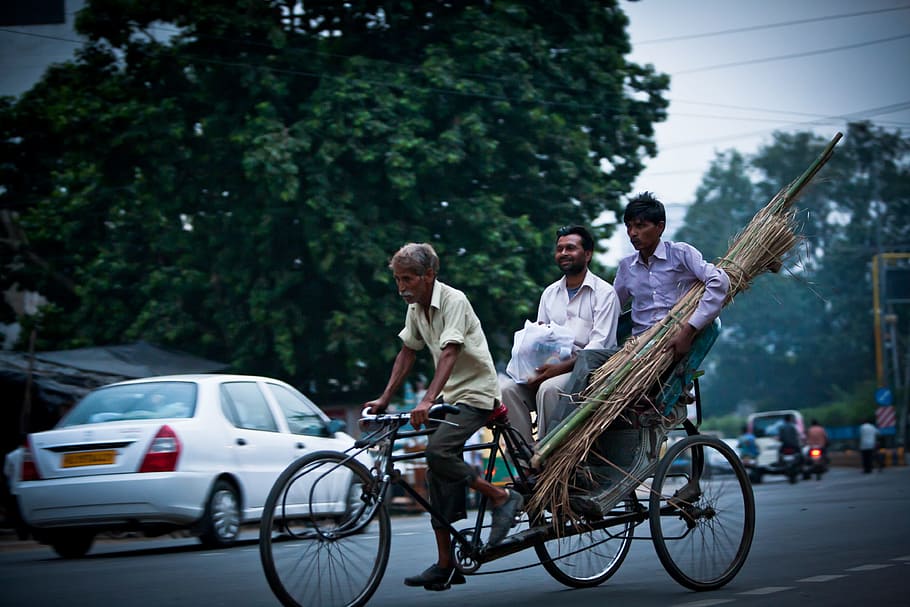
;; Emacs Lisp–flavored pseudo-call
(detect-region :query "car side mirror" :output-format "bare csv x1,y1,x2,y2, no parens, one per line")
327,419,346,435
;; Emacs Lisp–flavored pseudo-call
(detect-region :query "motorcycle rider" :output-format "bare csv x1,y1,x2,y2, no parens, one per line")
806,419,829,462
777,413,802,466
737,424,760,463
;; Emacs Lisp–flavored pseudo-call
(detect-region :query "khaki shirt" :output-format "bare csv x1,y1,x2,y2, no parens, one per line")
398,280,500,410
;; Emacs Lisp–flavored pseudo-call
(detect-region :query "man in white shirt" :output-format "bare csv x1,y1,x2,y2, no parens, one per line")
501,225,620,447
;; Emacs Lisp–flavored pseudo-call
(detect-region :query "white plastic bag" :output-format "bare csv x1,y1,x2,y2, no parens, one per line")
505,320,575,384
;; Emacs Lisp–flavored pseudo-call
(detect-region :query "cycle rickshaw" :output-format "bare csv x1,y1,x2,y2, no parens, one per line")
258,321,755,607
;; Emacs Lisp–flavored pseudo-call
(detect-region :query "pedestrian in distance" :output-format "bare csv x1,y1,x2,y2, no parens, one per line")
858,417,880,474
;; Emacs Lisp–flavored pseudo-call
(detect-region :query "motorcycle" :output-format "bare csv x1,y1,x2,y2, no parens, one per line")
802,446,828,481
775,446,802,484
741,443,804,485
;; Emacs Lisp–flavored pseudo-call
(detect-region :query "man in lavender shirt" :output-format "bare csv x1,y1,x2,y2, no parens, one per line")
548,192,729,427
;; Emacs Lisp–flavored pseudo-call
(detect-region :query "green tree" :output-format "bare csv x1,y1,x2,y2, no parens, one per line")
0,0,669,397
677,123,910,415
675,149,758,261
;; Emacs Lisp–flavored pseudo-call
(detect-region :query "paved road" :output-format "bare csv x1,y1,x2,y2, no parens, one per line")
2,466,909,607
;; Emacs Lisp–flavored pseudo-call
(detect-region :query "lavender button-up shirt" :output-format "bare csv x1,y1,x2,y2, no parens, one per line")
614,240,729,335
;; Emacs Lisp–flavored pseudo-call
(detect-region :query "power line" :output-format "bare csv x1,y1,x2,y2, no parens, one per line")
646,168,715,177
0,28,624,112
670,97,876,119
669,102,910,128
669,97,910,124
6,8,909,112
665,98,910,130
5,24,907,130
635,5,910,45
3,21,652,101
673,33,910,75
0,27,650,113
3,16,908,134
656,99,910,151
670,111,834,126
46,3,910,94
0,27,82,45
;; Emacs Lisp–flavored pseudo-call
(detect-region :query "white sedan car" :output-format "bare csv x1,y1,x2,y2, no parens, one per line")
14,374,365,558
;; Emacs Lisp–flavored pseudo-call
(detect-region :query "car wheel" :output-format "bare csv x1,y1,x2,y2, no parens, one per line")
47,530,95,559
199,480,241,548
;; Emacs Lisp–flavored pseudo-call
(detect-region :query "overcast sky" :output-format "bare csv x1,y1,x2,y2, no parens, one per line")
607,0,910,261
2,0,908,263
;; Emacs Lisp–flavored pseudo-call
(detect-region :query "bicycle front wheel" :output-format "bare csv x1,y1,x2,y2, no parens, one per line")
260,451,390,607
534,499,634,588
648,435,755,591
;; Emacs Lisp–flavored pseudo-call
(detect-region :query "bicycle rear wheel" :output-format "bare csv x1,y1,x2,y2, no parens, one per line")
648,435,755,591
260,451,390,607
534,499,634,588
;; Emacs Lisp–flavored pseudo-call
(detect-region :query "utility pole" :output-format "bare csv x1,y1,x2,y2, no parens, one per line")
873,253,910,448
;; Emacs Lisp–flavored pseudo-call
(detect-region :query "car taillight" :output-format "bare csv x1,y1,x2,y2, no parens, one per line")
139,425,181,473
21,437,41,481
809,448,822,458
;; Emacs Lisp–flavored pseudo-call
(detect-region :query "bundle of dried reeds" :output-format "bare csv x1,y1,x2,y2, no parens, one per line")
528,132,843,520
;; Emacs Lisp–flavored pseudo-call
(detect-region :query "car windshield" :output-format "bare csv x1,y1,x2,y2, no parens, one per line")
60,382,197,427
752,415,787,438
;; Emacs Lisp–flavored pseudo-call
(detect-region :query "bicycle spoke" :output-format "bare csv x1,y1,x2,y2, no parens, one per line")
260,452,390,607
535,501,634,588
649,436,755,590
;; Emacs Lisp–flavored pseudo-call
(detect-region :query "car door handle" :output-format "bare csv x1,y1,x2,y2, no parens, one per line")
236,438,247,446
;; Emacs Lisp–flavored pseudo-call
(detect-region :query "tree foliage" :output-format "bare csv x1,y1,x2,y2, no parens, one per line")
677,123,910,415
0,0,668,398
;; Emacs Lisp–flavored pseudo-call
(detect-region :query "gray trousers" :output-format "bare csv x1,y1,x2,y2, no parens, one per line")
500,372,571,446
425,404,490,529
545,348,619,438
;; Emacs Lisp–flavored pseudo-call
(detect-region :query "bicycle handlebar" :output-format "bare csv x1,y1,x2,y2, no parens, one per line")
359,403,460,424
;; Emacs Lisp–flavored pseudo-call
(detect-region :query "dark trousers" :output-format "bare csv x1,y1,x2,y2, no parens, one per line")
425,404,490,529
861,448,884,473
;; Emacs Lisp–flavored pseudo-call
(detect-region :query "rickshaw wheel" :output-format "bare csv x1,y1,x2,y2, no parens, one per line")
534,499,634,588
648,435,755,590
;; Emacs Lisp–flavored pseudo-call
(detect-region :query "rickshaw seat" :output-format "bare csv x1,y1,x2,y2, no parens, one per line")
657,318,721,415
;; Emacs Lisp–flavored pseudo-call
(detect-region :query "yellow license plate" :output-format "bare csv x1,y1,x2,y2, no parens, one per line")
62,450,116,468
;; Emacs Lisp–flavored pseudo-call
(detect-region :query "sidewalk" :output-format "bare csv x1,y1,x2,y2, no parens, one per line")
0,525,38,553
828,447,906,468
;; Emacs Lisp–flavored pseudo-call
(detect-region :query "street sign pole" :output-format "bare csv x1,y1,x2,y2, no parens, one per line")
873,253,910,449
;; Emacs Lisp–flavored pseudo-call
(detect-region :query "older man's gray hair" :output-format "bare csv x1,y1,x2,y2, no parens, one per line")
390,243,439,275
